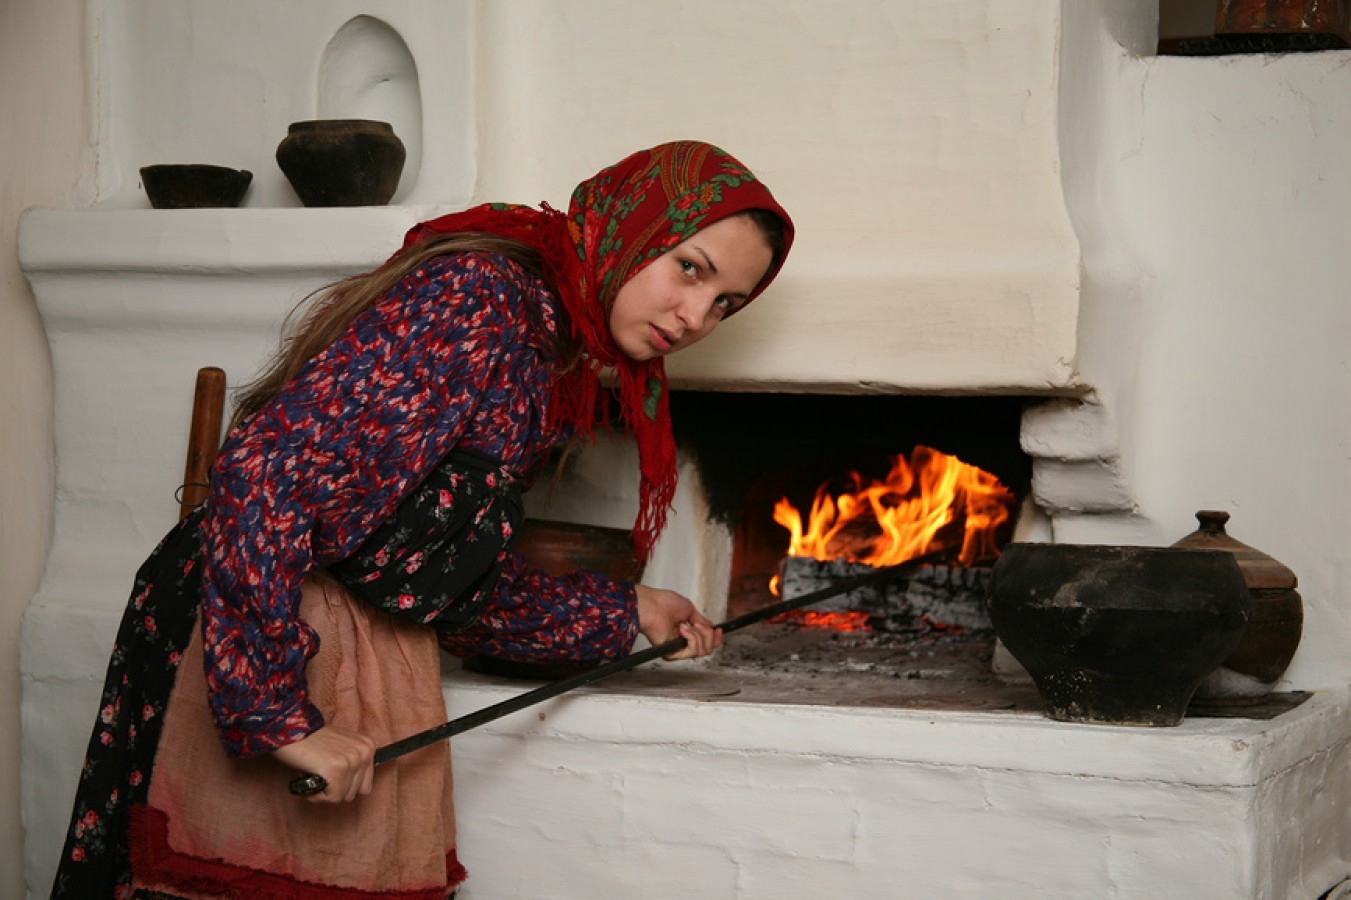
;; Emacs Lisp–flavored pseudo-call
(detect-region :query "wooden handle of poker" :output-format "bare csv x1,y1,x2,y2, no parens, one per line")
180,367,226,519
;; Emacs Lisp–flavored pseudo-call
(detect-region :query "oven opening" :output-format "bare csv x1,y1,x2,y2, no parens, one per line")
670,391,1041,710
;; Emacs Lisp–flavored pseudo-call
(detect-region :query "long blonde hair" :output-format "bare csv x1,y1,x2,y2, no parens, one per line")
229,232,578,431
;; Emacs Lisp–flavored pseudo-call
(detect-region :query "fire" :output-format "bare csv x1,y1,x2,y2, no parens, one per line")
773,446,1014,571
770,610,872,631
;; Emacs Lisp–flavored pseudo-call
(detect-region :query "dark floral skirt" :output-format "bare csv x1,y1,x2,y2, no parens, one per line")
52,508,206,899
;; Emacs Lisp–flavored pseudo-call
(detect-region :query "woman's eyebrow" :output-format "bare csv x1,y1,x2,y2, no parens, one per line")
693,245,718,276
692,243,750,299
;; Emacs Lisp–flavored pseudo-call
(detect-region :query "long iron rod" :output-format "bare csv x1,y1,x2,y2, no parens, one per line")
289,548,950,796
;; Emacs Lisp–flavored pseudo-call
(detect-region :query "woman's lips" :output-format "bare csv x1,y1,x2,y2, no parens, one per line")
648,323,674,352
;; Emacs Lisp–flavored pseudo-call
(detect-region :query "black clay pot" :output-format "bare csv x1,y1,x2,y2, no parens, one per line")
275,119,406,207
140,164,252,209
986,543,1251,726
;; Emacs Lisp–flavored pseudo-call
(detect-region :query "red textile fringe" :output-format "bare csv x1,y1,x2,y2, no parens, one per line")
400,203,675,561
130,803,466,899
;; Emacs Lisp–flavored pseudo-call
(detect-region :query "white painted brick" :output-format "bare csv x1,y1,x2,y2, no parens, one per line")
456,837,740,899
979,768,1243,823
735,856,871,900
854,797,1113,897
624,765,858,861
1104,826,1256,899
450,735,631,848
1257,740,1351,897
1021,397,1119,460
1047,511,1160,547
433,683,1351,898
1031,458,1135,513
777,756,990,812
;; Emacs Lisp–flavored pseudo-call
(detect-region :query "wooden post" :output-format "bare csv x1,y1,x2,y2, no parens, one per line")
180,367,227,519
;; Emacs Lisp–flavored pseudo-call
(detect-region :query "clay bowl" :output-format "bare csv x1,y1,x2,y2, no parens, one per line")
140,164,252,209
986,543,1251,726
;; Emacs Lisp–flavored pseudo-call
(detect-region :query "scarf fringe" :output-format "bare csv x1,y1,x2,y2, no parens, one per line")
403,204,676,561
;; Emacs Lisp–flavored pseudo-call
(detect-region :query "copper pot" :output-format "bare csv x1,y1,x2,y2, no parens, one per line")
513,518,642,581
1172,510,1303,692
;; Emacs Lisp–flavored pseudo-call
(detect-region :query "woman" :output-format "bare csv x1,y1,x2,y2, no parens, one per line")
53,140,794,898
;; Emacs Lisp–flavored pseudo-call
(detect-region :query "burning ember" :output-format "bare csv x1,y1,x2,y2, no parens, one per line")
768,447,1015,628
785,610,873,632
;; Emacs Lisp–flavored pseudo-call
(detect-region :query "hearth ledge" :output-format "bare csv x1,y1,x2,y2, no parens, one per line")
440,668,1351,788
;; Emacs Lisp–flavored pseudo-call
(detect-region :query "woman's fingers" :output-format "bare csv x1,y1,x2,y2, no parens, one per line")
634,584,723,660
669,619,721,660
680,611,723,657
272,725,377,804
680,621,724,656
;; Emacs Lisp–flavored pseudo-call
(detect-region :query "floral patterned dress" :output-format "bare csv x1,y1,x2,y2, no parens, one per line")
53,252,641,899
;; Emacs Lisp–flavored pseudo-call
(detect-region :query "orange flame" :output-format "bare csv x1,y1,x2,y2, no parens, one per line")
773,446,1014,571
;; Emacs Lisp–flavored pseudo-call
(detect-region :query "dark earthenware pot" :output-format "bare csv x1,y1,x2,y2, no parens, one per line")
275,119,405,207
986,543,1250,726
1173,511,1303,695
140,164,252,209
512,518,643,582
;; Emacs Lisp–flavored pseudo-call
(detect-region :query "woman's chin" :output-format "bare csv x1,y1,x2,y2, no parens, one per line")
615,337,659,362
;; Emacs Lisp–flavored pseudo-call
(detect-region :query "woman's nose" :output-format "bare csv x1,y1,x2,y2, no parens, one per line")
675,290,717,329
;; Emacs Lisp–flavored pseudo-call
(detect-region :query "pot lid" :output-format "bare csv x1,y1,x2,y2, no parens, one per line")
1171,510,1298,590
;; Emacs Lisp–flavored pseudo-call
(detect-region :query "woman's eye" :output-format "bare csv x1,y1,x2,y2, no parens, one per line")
679,259,699,278
713,296,734,313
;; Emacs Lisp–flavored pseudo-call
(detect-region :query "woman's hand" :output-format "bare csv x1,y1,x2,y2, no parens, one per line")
271,725,377,804
634,585,723,660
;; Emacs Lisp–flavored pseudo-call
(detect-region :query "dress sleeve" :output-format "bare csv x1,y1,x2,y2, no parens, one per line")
436,555,641,663
201,254,542,758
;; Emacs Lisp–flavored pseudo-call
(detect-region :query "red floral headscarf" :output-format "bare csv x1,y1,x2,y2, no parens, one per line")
403,141,795,560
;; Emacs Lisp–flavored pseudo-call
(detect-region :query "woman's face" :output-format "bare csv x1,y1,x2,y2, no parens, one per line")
608,214,774,362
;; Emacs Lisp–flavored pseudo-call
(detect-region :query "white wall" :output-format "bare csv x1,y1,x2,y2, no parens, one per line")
476,1,1084,393
1,2,94,896
72,0,1090,393
92,0,475,209
1059,5,1351,689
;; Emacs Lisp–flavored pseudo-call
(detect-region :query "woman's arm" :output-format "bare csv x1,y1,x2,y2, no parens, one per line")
437,554,721,663
201,254,546,758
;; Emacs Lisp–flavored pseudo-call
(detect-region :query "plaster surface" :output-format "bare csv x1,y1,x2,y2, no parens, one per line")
1057,7,1351,691
93,0,474,208
475,2,1082,393
79,1,1087,393
0,3,94,897
440,673,1351,898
